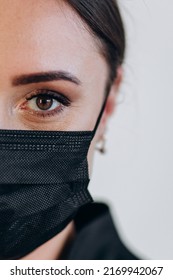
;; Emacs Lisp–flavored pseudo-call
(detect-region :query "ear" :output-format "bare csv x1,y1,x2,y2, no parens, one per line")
97,66,123,140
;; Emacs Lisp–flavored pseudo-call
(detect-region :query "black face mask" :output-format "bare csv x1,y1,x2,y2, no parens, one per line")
0,92,109,260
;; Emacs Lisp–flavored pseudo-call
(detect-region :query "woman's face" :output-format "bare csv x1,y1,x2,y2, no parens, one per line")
0,0,112,173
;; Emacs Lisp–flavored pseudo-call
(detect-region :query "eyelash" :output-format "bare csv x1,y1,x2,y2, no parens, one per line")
23,89,71,118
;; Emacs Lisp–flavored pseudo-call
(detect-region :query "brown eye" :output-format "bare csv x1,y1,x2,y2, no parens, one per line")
36,95,53,110
25,93,61,112
21,90,71,118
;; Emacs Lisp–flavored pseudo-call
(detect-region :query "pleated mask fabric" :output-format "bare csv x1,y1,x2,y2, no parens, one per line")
0,92,109,260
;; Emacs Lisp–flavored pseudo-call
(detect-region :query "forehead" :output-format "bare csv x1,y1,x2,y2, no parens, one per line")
0,0,107,82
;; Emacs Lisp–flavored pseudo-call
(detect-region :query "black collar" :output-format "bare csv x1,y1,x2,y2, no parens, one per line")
61,202,138,260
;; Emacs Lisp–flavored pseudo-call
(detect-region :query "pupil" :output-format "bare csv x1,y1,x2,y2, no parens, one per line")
36,96,53,110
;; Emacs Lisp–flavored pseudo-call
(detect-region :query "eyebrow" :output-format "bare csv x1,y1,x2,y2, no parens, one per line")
12,71,81,86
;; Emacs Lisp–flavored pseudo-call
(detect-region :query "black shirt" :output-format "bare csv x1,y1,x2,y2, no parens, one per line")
61,202,139,260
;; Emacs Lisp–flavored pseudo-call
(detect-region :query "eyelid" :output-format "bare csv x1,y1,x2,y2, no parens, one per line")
26,89,71,106
18,88,72,119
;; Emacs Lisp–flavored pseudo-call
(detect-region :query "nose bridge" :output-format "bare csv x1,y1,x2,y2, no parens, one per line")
0,107,8,130
0,91,13,129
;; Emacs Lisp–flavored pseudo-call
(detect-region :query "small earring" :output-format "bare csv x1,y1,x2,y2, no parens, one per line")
96,135,106,154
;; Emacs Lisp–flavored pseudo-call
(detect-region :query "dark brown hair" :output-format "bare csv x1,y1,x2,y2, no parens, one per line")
66,0,126,86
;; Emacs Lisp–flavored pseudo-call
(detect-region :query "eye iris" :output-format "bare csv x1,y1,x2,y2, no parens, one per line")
36,96,53,110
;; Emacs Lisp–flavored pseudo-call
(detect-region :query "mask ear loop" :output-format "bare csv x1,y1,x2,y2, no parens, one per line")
91,90,110,140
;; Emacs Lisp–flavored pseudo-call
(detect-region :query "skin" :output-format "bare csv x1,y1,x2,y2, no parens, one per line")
0,0,122,259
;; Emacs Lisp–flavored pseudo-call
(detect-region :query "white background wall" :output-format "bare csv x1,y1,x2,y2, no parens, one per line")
89,0,173,259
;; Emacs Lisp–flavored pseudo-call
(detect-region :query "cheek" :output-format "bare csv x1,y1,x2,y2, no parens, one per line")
87,106,105,177
87,137,98,177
